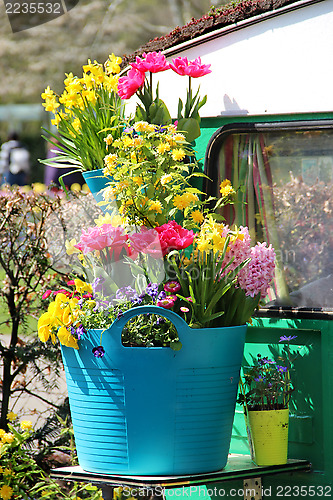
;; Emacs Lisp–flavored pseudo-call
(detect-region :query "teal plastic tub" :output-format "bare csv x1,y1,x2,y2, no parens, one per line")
61,305,247,475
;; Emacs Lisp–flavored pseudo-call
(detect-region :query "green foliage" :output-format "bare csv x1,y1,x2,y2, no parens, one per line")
238,337,298,411
0,418,102,499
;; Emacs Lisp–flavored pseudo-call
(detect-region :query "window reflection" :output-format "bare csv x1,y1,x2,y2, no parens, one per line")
210,127,333,310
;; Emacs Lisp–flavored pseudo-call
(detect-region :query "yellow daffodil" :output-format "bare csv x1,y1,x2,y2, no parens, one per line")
105,53,122,74
104,134,113,147
65,238,80,255
41,86,54,100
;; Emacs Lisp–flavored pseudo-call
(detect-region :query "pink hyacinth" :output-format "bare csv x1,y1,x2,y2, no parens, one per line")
155,220,194,257
170,56,211,78
117,68,145,100
131,51,169,74
237,242,276,298
75,224,129,259
222,226,252,276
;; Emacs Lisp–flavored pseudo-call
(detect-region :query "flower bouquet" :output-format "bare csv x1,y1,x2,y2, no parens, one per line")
38,53,277,475
41,54,125,174
238,335,298,466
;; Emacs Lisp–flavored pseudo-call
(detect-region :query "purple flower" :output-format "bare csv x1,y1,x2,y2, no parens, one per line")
156,317,166,325
116,286,137,301
279,335,297,342
92,277,106,294
76,325,86,340
92,346,105,358
276,365,288,373
157,290,166,301
254,376,265,382
146,283,159,299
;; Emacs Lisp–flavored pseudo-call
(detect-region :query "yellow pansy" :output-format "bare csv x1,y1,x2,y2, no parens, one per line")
74,279,93,295
38,312,54,343
57,327,79,349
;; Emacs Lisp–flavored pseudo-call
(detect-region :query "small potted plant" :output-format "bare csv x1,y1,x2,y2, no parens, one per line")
238,335,298,466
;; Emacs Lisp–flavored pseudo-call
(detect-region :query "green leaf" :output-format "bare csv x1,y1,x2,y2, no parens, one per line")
177,117,201,142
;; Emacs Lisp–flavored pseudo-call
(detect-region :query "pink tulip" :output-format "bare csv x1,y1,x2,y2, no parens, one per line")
131,52,169,74
75,224,129,259
155,220,194,256
129,227,163,259
185,57,211,78
170,56,211,78
117,68,145,100
169,56,189,76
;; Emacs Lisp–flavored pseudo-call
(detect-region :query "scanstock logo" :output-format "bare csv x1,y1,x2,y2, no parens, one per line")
4,0,80,32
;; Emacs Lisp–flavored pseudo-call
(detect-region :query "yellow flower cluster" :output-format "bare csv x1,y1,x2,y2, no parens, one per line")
37,279,92,349
220,179,236,198
101,122,203,227
41,53,122,129
0,485,13,500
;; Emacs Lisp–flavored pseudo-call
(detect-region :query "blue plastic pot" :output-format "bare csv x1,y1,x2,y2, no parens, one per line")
61,305,247,475
82,168,108,209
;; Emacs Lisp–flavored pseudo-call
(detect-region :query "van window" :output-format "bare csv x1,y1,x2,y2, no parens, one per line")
205,122,333,311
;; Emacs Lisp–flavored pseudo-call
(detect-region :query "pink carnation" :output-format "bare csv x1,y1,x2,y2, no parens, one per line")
237,242,276,298
117,68,145,100
155,220,194,256
75,224,129,259
131,51,169,74
128,227,163,259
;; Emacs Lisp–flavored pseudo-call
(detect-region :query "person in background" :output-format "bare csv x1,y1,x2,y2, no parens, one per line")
0,131,31,186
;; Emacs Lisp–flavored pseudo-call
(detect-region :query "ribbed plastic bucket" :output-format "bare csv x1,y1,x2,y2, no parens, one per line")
247,409,289,466
82,169,108,209
61,305,247,475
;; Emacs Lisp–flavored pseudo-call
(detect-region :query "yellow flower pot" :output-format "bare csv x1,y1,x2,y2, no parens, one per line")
246,408,289,466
